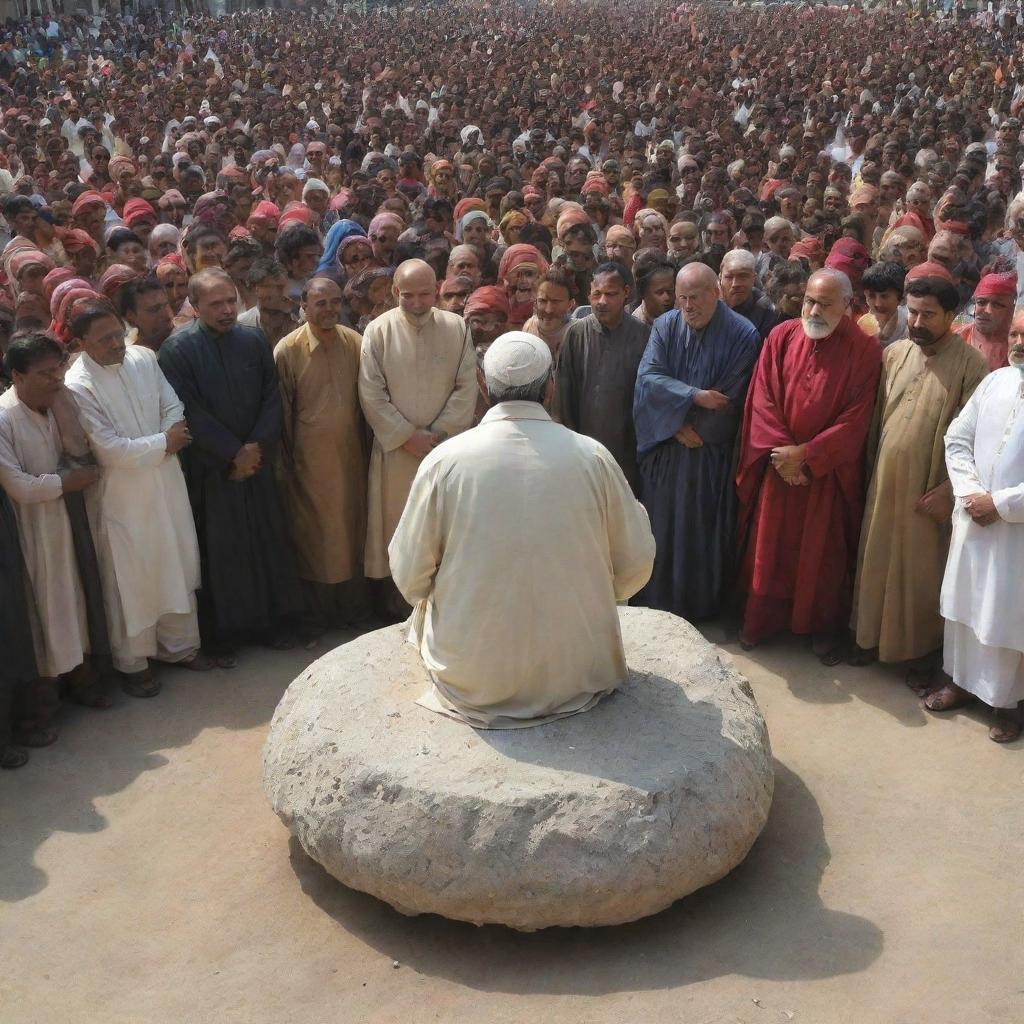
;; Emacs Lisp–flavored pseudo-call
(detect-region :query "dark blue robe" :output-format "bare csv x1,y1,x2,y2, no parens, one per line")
633,303,760,620
159,320,300,648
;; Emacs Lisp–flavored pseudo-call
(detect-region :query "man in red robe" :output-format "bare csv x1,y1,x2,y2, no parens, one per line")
736,269,883,662
954,271,1015,371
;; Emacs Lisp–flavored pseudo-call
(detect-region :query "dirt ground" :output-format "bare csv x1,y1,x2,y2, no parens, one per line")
2,622,1022,1024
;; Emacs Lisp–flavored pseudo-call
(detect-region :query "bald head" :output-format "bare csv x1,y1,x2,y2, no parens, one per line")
676,262,720,329
393,258,438,318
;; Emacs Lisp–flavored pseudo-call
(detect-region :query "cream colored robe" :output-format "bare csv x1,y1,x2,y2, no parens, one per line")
852,336,989,662
0,389,89,677
64,347,200,665
358,306,476,578
275,322,367,584
389,402,656,729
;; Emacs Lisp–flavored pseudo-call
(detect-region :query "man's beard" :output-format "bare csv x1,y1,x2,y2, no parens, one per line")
403,307,432,327
802,315,834,340
1009,345,1024,372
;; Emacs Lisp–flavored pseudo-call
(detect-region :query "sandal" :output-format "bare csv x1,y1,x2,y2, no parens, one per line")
989,707,1022,744
924,683,971,713
1,745,29,769
120,670,162,699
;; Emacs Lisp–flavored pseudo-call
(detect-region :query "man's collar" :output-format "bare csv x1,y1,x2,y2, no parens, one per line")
480,400,552,424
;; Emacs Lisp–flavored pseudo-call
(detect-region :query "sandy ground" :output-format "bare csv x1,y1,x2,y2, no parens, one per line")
2,622,1022,1024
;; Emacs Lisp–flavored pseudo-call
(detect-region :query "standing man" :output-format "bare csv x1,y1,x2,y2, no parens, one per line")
634,264,760,621
358,259,476,618
955,271,1015,371
158,269,300,661
65,301,208,697
389,332,654,728
276,278,369,632
122,275,175,352
736,269,882,661
719,249,779,344
558,262,651,492
850,275,989,680
930,326,1024,742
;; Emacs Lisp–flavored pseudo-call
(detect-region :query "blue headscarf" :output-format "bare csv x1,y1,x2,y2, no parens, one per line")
316,219,367,275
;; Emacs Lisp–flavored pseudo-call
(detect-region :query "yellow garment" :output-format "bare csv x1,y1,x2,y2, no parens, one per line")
276,322,367,584
358,307,476,579
389,402,655,728
852,336,989,662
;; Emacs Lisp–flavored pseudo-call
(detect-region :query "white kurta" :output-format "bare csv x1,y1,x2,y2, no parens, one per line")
65,347,200,670
389,402,656,728
0,389,89,677
358,306,477,579
940,367,1024,706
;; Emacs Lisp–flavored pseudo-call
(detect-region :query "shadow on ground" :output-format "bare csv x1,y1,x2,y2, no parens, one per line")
287,760,883,994
0,628,357,903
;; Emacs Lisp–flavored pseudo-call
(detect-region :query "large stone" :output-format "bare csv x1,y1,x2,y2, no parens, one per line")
262,607,774,930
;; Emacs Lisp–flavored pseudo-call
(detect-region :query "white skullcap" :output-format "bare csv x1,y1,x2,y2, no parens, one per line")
483,332,552,388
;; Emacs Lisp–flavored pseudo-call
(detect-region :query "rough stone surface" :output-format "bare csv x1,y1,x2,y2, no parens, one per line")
262,606,774,930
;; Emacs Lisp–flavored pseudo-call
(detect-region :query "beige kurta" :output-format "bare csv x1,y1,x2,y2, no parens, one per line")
275,322,367,584
389,402,656,729
65,347,200,667
852,336,989,662
0,389,89,677
358,306,477,578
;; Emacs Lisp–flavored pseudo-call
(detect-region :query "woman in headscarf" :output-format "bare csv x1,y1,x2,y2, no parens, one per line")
427,159,456,201
316,219,368,277
343,266,394,333
498,209,529,249
367,211,405,267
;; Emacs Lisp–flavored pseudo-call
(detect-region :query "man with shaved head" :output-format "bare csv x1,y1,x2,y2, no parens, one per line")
633,263,760,620
275,278,369,633
736,268,882,662
719,248,780,343
358,259,477,618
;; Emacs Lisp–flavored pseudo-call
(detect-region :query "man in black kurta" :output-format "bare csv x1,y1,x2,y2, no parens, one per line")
558,262,651,492
158,269,299,657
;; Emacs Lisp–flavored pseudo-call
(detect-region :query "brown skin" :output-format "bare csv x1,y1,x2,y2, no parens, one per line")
533,280,574,334
126,288,175,352
589,270,629,330
301,279,343,341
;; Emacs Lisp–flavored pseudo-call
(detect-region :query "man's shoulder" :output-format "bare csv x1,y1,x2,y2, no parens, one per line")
720,302,763,343
430,307,469,336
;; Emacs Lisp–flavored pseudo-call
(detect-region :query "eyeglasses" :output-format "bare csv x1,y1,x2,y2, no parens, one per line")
344,252,372,266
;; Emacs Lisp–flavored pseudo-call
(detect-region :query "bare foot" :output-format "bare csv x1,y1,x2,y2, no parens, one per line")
924,682,971,712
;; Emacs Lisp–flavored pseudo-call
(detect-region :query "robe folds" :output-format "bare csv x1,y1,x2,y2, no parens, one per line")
558,313,651,493
0,487,37,744
275,323,367,585
358,307,477,580
158,319,300,644
940,368,1024,706
634,304,760,620
736,316,882,643
852,337,988,662
65,347,200,659
731,288,781,344
389,402,655,729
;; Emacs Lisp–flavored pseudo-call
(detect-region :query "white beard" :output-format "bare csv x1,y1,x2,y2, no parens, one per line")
802,316,834,340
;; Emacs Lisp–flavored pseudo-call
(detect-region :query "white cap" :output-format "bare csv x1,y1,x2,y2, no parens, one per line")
482,332,552,388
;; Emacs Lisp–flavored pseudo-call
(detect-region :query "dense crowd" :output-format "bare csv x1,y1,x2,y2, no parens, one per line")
1,0,1023,767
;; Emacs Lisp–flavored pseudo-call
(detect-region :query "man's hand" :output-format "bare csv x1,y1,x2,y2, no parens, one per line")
963,492,1000,526
770,444,807,482
402,430,439,459
164,420,192,455
60,465,100,492
674,424,704,448
915,483,954,524
229,442,262,481
694,389,730,411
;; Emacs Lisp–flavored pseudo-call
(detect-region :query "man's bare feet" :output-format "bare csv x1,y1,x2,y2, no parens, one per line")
989,706,1022,744
924,682,971,712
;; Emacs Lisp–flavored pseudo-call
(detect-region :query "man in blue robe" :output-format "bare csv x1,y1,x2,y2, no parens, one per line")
158,268,300,661
633,263,760,621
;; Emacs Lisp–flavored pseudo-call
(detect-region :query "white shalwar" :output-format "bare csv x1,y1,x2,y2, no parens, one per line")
65,347,201,673
940,368,1024,708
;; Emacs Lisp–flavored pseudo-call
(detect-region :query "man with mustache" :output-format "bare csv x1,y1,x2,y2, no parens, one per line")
736,269,882,663
954,271,1015,371
932,311,1024,742
850,268,989,685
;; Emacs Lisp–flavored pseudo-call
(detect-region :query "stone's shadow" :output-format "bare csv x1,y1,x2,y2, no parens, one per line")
0,627,362,903
287,761,883,994
472,672,727,789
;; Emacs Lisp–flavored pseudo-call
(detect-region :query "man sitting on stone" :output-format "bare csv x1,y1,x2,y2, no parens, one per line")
389,331,656,729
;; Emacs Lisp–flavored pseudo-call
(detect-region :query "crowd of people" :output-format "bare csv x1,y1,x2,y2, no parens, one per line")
1,0,1023,768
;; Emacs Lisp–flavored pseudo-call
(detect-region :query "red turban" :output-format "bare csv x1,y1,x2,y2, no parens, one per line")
71,190,106,219
789,236,825,263
825,237,871,286
905,260,954,284
42,267,77,304
941,220,970,237
974,271,1017,298
453,197,487,226
58,227,100,254
6,247,55,282
157,252,188,274
463,285,511,319
248,199,281,224
278,203,316,228
498,243,549,282
329,189,354,212
122,198,157,228
228,225,253,241
580,174,610,196
49,287,103,346
98,264,141,301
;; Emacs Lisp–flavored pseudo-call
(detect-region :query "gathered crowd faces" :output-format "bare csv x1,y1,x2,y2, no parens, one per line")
1,0,1024,769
